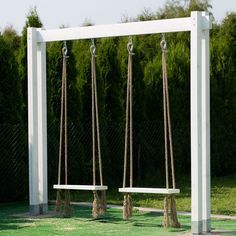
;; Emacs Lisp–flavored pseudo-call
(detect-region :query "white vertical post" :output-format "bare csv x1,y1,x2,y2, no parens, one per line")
190,11,203,234
28,28,40,215
201,12,211,233
37,40,48,214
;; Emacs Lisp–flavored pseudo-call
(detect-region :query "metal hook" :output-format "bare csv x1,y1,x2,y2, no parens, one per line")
160,34,167,52
127,36,134,55
90,39,96,56
62,41,69,58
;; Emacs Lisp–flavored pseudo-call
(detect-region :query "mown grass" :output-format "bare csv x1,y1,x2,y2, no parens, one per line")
1,176,234,236
67,176,236,216
0,202,236,236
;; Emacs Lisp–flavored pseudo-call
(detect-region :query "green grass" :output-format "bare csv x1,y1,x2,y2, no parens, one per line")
67,176,236,216
1,176,235,235
211,177,236,216
0,202,236,236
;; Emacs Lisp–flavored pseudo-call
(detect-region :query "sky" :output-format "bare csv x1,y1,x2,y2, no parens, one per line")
0,0,235,34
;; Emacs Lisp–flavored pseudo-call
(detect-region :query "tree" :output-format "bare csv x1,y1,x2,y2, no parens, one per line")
0,35,22,123
95,37,124,186
210,13,236,175
98,38,123,123
2,25,21,56
47,41,82,123
156,0,212,19
0,32,25,202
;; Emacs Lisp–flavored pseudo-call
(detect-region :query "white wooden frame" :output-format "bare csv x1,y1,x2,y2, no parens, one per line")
27,11,211,234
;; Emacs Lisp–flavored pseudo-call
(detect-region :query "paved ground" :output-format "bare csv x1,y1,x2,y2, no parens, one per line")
183,230,236,236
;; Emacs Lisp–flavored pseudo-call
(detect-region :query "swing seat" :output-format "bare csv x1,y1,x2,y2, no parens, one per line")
54,184,108,191
119,187,180,194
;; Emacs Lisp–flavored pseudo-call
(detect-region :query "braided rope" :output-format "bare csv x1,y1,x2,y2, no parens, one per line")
129,52,133,188
123,38,134,188
55,42,71,216
161,37,180,228
122,38,134,220
64,49,68,185
57,50,66,186
91,43,103,186
55,46,67,212
91,55,96,186
93,56,103,186
162,45,169,190
123,56,130,188
163,51,176,189
161,39,176,189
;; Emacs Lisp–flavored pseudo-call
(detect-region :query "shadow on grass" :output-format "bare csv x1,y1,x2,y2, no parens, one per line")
132,211,190,233
69,205,190,233
0,202,32,232
72,206,129,224
1,203,190,235
0,217,32,231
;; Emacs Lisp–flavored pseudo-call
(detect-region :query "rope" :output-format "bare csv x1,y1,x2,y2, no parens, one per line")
57,44,68,186
161,37,176,189
163,52,176,189
90,40,106,217
91,40,103,186
161,36,180,228
55,42,71,216
123,37,134,188
122,61,130,188
93,56,103,186
55,44,66,213
91,53,96,186
122,37,134,220
62,42,71,217
57,53,65,186
162,42,169,190
161,37,170,228
129,52,133,188
64,48,68,185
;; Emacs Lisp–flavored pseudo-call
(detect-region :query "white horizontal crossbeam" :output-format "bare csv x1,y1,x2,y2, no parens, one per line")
36,15,211,43
53,184,108,191
119,187,180,194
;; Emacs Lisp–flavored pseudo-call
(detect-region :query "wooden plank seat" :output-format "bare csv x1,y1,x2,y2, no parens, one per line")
119,187,180,194
53,185,108,191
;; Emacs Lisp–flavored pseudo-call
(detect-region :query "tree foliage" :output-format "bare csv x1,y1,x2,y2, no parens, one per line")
0,34,22,123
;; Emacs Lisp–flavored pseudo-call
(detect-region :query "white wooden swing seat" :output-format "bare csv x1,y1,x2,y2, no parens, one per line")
119,187,180,194
54,184,108,191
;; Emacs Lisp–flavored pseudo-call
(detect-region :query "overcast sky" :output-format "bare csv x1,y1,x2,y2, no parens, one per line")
0,0,235,33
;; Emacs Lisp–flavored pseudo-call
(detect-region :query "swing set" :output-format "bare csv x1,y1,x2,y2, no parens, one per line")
27,11,211,235
53,34,180,227
119,36,180,228
53,40,107,218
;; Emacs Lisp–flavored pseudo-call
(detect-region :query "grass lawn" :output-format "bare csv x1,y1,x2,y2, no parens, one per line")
1,176,235,235
0,203,236,236
68,176,236,216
